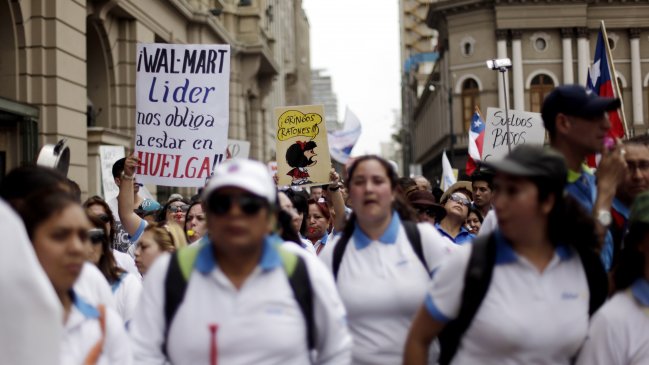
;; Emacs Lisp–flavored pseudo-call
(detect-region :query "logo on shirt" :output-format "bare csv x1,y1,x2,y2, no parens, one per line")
265,306,285,316
561,292,579,300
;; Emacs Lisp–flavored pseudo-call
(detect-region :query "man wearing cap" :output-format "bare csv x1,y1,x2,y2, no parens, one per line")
542,84,627,271
130,158,351,364
436,181,474,244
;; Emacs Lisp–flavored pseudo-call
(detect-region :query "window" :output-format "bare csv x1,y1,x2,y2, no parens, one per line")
608,37,616,51
463,42,473,56
461,78,480,132
535,38,547,51
530,74,554,112
530,32,550,53
460,36,476,57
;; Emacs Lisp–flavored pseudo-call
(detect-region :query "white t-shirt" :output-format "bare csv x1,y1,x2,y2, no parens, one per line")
576,279,649,365
477,209,498,237
113,249,140,278
0,199,62,365
319,213,454,365
74,262,116,309
425,231,590,365
112,273,142,326
129,237,352,364
61,291,132,365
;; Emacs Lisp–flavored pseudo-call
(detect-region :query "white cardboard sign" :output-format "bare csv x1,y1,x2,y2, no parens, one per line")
482,107,545,161
98,145,126,201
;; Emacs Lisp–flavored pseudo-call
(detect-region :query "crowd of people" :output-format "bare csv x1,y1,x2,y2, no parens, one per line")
1,83,649,365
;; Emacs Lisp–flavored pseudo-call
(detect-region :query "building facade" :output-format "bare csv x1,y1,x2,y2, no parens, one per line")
311,69,339,132
409,0,649,181
0,0,311,198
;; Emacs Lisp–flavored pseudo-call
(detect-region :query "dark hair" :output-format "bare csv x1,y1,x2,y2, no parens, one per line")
341,155,416,239
277,210,302,246
398,177,418,197
87,214,124,284
83,196,117,245
284,189,309,235
614,222,649,291
285,141,317,168
0,166,70,204
67,179,82,203
112,158,126,179
12,189,79,240
157,196,190,223
471,170,494,190
307,198,331,220
467,206,484,223
184,198,203,241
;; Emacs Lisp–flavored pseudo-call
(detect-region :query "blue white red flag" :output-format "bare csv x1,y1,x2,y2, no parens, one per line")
465,107,485,176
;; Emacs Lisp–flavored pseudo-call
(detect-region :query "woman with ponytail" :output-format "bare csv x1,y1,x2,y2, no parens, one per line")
320,155,454,365
405,145,608,365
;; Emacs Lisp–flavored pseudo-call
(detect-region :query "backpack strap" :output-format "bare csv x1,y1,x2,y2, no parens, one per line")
575,245,608,316
279,247,316,350
163,244,202,357
438,233,497,365
402,220,428,274
83,304,106,365
332,228,353,281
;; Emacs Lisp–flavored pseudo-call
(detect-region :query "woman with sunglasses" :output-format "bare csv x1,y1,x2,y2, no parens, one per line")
6,183,132,364
404,146,607,365
319,155,454,365
84,196,140,276
87,214,142,325
130,159,351,364
435,182,475,245
159,196,190,226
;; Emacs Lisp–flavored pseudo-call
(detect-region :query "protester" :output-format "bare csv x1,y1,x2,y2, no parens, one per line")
84,195,140,276
413,175,433,192
465,206,483,235
283,188,309,237
577,190,649,365
543,84,627,270
87,214,142,325
404,145,608,365
134,199,161,224
184,198,207,244
306,199,334,254
108,157,145,253
7,181,131,364
158,195,190,226
130,158,352,364
408,190,446,225
470,168,494,218
310,185,325,201
436,181,474,245
134,223,185,275
320,155,454,364
279,190,316,254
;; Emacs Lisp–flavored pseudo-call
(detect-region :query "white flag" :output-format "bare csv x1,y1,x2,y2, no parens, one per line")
441,150,457,192
328,107,362,164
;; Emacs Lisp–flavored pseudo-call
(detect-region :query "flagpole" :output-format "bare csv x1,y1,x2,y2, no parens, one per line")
600,20,630,139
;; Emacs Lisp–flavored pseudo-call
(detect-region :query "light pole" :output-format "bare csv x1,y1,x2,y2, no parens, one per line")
486,58,513,153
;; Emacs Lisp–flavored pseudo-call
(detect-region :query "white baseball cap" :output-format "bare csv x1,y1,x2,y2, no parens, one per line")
203,159,276,204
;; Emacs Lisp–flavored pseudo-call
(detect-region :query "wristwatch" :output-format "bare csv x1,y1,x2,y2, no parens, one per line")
596,209,612,227
121,171,135,180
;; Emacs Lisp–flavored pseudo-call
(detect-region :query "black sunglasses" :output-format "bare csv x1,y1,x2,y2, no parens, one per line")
88,228,106,245
168,205,190,213
208,193,268,216
416,207,439,218
97,214,111,223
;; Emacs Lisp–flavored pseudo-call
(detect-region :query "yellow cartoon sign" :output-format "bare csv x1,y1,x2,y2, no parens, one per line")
275,105,332,187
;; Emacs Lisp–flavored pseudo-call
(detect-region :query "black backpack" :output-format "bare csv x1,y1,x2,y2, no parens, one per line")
161,243,315,357
332,220,428,280
437,233,609,365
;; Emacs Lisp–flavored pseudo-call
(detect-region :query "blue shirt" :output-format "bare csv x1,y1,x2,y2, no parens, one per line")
435,223,475,245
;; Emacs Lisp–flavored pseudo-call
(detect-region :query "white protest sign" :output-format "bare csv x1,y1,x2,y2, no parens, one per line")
135,43,230,187
99,145,125,201
227,139,250,160
482,107,545,161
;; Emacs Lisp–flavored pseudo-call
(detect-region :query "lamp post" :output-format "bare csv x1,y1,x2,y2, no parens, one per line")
486,58,513,153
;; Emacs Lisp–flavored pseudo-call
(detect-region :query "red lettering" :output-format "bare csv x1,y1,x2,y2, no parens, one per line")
185,157,198,178
149,152,162,176
172,154,183,178
136,151,146,175
160,154,171,178
197,157,211,179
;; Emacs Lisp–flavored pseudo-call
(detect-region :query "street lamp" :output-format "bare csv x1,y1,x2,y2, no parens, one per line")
486,58,513,153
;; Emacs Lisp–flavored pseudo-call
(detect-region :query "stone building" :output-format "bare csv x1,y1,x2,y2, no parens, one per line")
0,0,311,198
408,0,649,180
311,69,339,132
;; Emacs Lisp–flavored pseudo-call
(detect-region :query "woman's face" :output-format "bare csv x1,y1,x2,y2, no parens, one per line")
32,204,89,295
493,174,552,241
348,159,395,224
166,201,188,225
278,192,302,234
466,212,482,234
185,204,206,243
87,203,111,236
306,203,329,241
444,192,471,220
134,230,162,275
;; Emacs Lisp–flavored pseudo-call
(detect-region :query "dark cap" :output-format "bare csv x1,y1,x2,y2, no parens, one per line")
482,145,567,186
542,84,620,134
408,190,446,220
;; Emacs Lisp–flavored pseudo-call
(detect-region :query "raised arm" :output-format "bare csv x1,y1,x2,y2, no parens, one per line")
328,169,346,233
118,154,144,237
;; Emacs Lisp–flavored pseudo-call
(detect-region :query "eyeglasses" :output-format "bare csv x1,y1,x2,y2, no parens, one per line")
168,205,190,213
88,228,106,245
207,194,268,216
449,193,471,207
97,214,111,223
627,160,649,172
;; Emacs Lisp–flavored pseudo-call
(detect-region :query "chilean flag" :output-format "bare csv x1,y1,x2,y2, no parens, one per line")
465,107,485,176
586,28,625,143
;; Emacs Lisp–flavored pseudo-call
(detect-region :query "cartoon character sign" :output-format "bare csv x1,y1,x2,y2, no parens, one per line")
285,140,317,185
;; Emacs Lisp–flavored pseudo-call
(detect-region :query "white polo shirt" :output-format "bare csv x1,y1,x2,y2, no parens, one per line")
319,212,454,365
130,236,351,365
62,291,132,365
74,262,116,309
576,278,649,365
425,230,590,365
111,273,142,326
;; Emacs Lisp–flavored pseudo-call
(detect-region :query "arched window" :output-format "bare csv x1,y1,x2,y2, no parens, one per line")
461,78,480,132
529,74,554,112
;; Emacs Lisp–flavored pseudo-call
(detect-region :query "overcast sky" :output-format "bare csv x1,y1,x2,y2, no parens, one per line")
302,0,401,156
